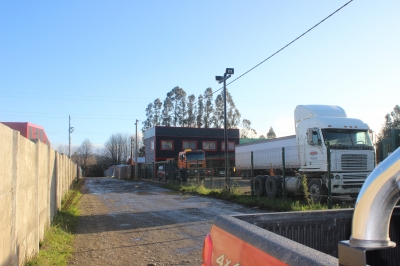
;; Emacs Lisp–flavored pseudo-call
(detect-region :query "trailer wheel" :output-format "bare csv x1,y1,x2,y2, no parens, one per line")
254,175,266,196
308,179,323,203
265,176,282,198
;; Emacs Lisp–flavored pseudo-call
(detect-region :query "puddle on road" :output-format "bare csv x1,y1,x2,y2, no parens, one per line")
164,191,181,195
134,191,154,196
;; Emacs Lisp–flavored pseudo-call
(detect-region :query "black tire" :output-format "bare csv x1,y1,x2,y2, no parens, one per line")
253,175,266,197
308,179,324,203
265,176,282,198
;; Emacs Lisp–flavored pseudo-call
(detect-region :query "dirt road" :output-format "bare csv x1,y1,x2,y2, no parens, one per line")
69,178,261,266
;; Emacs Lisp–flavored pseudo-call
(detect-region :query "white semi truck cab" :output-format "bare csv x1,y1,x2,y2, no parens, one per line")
295,105,375,197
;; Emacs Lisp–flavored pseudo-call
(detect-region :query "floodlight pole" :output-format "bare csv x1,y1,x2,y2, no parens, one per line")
223,73,229,193
216,68,234,194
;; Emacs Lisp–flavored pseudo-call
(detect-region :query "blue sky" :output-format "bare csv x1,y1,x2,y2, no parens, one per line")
1,0,399,150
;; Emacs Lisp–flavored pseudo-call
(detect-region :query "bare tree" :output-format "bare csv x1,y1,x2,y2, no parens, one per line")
76,139,95,175
104,134,131,165
56,144,69,155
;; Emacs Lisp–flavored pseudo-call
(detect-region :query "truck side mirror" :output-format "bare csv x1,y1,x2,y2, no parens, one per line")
307,128,314,145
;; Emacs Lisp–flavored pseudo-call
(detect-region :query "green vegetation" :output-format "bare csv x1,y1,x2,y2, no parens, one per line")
26,179,84,266
166,181,343,212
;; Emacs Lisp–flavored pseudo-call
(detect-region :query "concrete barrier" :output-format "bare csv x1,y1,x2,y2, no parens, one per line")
0,123,78,266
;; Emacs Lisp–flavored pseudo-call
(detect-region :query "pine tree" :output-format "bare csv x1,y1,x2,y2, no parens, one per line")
187,94,196,127
203,88,214,128
196,94,204,128
152,98,162,126
162,93,173,127
267,126,276,139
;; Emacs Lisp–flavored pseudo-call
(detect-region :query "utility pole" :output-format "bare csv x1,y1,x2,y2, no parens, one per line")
131,136,134,164
135,119,139,180
68,115,74,158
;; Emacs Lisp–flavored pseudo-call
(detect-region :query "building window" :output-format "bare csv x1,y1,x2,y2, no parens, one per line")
151,140,154,150
183,140,197,150
202,141,217,151
221,141,235,151
161,140,174,150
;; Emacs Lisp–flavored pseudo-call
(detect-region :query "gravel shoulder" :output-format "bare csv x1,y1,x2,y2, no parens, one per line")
69,178,261,266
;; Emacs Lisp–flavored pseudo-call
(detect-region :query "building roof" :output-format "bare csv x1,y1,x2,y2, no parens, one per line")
144,126,240,139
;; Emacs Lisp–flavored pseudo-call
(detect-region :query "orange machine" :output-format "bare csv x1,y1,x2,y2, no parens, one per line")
178,149,206,178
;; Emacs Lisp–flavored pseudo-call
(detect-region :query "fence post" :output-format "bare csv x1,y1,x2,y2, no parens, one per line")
282,147,286,200
197,159,199,184
327,142,332,209
152,162,155,180
210,157,213,189
251,151,254,198
228,153,230,195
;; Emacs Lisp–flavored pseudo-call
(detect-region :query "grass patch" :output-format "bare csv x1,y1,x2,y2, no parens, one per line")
165,181,342,212
26,178,84,266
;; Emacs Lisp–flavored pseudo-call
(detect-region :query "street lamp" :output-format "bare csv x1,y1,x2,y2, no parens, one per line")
215,68,234,193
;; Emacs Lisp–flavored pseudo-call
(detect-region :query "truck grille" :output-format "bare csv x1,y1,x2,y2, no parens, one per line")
341,154,368,170
341,173,368,188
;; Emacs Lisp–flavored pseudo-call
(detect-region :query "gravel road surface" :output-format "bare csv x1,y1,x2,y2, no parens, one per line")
69,177,261,266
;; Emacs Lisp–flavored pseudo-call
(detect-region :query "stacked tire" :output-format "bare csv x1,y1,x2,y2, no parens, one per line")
253,175,267,197
265,175,283,198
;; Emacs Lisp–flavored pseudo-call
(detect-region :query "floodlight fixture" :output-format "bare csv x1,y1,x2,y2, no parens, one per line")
225,68,234,75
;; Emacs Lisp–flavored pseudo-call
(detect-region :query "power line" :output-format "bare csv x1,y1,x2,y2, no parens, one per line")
194,0,354,105
226,0,354,87
0,91,154,101
0,94,150,103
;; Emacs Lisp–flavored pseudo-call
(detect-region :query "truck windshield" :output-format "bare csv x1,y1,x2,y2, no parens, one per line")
186,152,205,160
321,129,373,150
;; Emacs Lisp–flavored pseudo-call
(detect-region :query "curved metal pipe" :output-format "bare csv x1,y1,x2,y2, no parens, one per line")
349,147,400,248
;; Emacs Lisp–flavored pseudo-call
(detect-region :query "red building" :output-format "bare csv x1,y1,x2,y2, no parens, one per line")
144,126,240,163
1,122,51,146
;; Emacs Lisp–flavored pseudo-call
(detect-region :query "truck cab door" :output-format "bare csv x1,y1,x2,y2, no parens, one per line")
303,128,324,170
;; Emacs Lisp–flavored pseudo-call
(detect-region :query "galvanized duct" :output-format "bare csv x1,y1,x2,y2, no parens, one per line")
349,147,400,248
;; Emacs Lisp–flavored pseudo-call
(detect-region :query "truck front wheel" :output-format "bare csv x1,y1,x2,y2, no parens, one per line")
308,179,324,203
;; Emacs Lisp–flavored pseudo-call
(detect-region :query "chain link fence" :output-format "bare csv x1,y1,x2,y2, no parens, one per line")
135,144,372,207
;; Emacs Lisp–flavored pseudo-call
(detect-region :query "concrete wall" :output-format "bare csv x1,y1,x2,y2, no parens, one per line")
0,123,78,266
